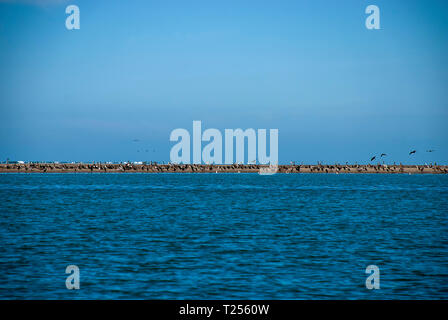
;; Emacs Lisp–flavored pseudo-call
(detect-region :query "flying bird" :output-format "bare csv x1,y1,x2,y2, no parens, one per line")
370,156,376,161
380,153,387,157
409,150,416,155
426,149,435,153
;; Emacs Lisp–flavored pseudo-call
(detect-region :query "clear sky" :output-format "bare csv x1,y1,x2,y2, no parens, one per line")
0,0,447,164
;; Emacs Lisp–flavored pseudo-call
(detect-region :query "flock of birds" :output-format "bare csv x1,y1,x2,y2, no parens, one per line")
370,149,436,162
133,139,156,153
134,139,439,164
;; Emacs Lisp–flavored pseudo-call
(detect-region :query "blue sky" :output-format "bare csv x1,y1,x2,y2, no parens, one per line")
0,0,447,164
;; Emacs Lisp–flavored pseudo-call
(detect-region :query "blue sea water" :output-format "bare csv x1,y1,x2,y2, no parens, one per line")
0,173,447,299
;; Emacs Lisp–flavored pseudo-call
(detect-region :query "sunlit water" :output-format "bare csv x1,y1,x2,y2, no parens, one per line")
0,173,447,299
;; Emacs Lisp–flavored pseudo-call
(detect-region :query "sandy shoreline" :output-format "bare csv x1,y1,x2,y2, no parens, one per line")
0,163,447,174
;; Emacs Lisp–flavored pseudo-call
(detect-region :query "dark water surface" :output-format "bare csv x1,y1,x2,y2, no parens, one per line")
0,173,447,299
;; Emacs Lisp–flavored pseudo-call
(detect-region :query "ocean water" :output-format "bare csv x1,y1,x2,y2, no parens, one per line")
0,173,447,299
